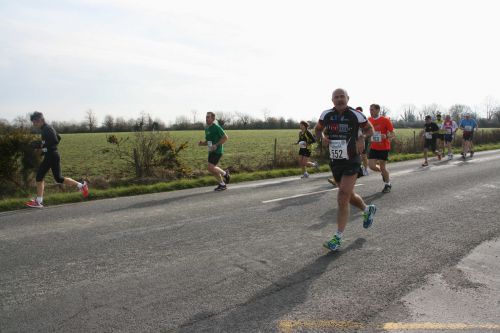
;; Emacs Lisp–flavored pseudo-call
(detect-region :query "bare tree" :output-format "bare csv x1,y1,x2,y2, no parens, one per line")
399,104,417,122
216,111,232,127
103,115,114,131
420,103,441,119
191,109,198,124
85,109,97,132
483,96,499,120
380,105,391,117
449,104,472,122
13,114,31,129
235,112,252,128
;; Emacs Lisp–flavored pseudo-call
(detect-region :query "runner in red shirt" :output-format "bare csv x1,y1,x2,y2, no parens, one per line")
368,104,395,193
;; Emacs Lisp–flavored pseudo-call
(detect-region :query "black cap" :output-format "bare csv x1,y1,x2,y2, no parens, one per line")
30,111,44,121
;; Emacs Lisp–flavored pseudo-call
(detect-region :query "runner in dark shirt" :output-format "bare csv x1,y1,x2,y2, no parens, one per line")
314,88,377,251
26,111,89,208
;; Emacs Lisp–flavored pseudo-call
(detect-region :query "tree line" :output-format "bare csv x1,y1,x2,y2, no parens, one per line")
2,101,500,134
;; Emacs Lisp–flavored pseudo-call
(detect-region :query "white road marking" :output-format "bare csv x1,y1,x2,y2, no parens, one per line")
262,184,364,203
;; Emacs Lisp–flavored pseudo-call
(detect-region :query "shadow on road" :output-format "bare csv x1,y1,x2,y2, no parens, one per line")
306,192,384,231
107,191,214,213
175,238,366,333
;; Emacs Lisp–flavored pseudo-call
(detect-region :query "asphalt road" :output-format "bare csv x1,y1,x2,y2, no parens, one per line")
1,150,500,333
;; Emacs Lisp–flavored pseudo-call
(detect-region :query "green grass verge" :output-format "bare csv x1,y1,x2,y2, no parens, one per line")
2,144,500,213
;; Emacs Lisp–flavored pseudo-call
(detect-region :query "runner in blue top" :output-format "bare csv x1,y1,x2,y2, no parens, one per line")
459,113,478,159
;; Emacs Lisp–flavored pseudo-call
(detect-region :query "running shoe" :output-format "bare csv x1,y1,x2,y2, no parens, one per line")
382,184,392,193
470,151,474,157
25,199,43,208
323,234,342,251
81,181,89,198
327,178,336,187
447,154,453,160
214,184,227,191
362,204,377,229
422,161,428,167
301,172,309,178
223,169,231,184
461,152,466,160
437,152,442,160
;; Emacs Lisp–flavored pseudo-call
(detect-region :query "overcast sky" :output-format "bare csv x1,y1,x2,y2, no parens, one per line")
1,0,499,125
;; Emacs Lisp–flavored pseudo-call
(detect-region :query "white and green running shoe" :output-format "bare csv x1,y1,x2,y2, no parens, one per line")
323,234,342,251
363,204,377,229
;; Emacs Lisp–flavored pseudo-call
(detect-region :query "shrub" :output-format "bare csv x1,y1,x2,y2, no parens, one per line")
0,129,41,197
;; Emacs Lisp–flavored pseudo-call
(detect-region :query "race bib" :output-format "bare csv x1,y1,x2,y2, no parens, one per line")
299,141,307,148
372,131,382,142
464,125,472,131
425,132,433,139
329,140,348,160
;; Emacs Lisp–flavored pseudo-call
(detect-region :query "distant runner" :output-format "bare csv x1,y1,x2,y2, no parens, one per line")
315,88,377,252
435,113,445,157
297,121,319,178
459,113,478,159
25,111,89,208
198,112,230,191
441,114,458,159
368,104,395,193
422,115,441,166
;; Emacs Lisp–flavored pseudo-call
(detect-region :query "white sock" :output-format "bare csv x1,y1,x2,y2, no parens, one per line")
77,182,83,189
220,181,225,186
36,196,43,204
336,231,343,239
385,181,391,186
222,171,227,176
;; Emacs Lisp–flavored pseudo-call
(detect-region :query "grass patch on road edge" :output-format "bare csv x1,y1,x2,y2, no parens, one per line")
2,144,500,213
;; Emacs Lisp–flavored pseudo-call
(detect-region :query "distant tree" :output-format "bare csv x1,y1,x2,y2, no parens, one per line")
286,118,298,129
380,105,391,117
449,104,472,122
420,103,441,119
191,109,198,124
399,104,417,123
483,96,499,120
103,115,114,132
215,111,232,128
114,117,128,132
85,109,98,132
0,118,10,134
278,117,286,129
235,112,252,129
12,114,30,129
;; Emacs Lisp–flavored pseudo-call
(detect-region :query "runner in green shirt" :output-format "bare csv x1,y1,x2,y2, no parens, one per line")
198,112,230,191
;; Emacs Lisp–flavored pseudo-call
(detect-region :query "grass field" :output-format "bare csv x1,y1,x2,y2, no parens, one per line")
56,128,498,181
56,129,417,179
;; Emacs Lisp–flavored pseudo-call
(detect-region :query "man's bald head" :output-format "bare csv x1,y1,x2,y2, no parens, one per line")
331,88,349,111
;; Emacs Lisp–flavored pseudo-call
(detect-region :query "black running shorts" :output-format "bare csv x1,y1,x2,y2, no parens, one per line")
208,152,222,165
424,138,437,151
329,161,363,183
299,148,311,157
368,149,389,161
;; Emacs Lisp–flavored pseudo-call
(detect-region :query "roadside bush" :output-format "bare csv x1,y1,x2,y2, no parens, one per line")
0,129,41,197
104,130,189,179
